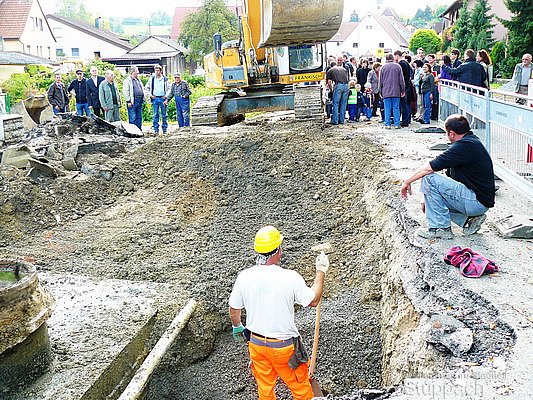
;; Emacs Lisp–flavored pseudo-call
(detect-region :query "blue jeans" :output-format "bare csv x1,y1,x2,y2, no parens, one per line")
400,94,410,125
420,173,488,229
331,83,349,124
348,103,358,121
152,97,168,133
383,97,400,127
176,96,190,127
127,98,144,130
52,106,65,114
76,103,91,116
422,91,432,123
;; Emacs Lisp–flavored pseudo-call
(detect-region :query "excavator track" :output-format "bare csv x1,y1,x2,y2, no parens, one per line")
191,95,225,126
294,85,324,122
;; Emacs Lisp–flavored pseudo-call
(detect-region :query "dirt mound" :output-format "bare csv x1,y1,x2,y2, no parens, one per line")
1,118,390,398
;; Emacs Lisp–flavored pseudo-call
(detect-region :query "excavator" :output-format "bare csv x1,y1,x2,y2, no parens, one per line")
192,0,344,126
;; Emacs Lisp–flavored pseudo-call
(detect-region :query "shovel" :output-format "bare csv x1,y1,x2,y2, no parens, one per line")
309,242,332,397
309,299,323,397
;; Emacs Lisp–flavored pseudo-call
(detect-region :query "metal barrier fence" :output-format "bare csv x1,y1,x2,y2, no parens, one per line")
439,79,533,200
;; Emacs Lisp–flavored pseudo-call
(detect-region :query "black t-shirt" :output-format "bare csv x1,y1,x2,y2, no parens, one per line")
429,133,495,207
326,66,349,84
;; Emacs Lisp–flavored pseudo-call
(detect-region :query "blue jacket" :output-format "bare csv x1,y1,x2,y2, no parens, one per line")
442,58,487,88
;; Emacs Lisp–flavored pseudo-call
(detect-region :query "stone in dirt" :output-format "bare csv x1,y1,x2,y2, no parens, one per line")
425,313,473,356
1,146,31,168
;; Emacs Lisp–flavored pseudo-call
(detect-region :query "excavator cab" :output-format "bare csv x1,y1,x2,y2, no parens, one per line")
194,0,343,126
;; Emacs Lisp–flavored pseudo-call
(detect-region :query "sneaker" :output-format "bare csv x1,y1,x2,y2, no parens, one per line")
463,214,487,235
420,121,430,125
394,125,402,129
385,125,392,130
416,227,454,240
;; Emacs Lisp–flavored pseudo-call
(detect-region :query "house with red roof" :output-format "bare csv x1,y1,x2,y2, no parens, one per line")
0,0,56,59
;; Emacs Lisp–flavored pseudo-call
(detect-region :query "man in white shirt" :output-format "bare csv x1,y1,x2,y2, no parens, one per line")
144,64,169,134
511,53,532,104
229,225,328,400
86,66,104,117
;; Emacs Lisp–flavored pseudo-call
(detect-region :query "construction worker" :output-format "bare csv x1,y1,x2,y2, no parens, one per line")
228,225,328,400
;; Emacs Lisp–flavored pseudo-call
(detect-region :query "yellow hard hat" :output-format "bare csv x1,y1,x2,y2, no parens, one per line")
254,226,284,254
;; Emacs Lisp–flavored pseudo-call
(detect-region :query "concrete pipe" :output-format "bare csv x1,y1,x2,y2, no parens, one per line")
0,260,55,392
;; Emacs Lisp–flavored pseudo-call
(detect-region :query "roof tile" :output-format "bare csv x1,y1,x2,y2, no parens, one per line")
0,0,34,39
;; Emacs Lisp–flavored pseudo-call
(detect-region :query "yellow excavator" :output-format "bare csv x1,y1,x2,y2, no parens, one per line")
192,0,344,126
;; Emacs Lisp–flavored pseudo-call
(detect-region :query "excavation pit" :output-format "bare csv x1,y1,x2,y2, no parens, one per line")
0,118,518,399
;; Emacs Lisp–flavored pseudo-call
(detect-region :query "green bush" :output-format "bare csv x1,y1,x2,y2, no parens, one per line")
409,29,443,55
490,42,506,78
1,59,217,125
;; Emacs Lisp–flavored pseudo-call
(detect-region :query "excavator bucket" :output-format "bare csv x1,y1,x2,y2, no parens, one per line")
258,0,343,47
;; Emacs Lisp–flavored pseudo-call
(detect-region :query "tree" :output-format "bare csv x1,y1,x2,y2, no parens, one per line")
56,0,93,23
349,10,360,23
108,17,124,35
410,6,433,28
500,0,533,77
179,0,239,63
451,1,470,51
150,11,172,26
409,29,443,54
468,0,494,50
490,41,506,77
441,26,455,52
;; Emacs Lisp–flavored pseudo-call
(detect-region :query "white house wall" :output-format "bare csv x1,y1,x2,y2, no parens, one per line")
327,14,406,59
48,19,128,61
17,1,55,59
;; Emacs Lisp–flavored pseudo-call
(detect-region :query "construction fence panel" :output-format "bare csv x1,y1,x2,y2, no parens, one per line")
439,80,533,200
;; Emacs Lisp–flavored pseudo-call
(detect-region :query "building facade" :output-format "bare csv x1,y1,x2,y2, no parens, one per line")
0,0,56,59
46,14,132,62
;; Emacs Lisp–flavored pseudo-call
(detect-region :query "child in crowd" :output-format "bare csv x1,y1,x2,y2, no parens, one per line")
347,81,359,122
362,83,373,120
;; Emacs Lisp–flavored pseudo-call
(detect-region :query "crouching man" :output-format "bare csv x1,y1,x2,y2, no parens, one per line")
400,114,495,239
228,225,328,400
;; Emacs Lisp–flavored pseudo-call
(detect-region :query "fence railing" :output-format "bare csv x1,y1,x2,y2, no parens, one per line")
439,79,533,200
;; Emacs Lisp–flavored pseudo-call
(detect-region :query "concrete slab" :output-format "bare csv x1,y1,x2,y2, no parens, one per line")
5,274,179,400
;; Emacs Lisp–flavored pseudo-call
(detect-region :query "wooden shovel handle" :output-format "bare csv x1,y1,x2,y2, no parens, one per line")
309,300,321,376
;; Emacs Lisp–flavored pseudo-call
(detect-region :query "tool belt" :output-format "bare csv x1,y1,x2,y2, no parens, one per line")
250,332,293,348
288,336,309,370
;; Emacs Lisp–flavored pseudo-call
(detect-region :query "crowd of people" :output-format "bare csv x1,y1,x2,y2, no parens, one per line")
324,47,532,128
47,64,192,134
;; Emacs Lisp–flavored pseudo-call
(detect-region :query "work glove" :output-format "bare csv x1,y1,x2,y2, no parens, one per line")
315,251,329,274
232,323,246,343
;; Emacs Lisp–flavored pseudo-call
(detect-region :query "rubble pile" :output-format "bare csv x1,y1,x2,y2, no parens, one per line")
0,115,145,244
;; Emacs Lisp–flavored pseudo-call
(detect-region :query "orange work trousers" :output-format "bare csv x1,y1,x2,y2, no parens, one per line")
248,340,313,400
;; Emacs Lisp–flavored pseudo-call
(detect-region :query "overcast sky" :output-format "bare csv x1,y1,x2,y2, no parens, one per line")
40,0,441,20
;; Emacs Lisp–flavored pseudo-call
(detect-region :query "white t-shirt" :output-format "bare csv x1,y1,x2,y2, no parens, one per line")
228,264,315,340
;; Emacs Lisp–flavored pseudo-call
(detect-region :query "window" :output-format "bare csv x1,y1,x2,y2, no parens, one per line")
39,18,43,31
379,43,385,48
94,51,101,58
71,47,79,57
366,25,372,30
353,43,358,48
26,44,30,53
47,46,51,58
30,17,35,30
337,42,340,46
56,48,65,57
